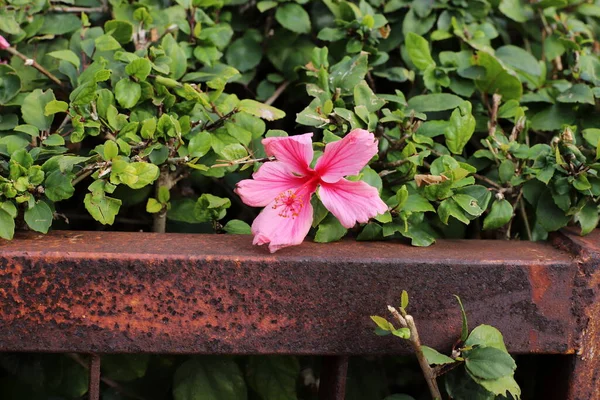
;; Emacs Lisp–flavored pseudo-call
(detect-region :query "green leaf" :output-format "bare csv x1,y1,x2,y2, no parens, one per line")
357,222,383,240
103,140,119,161
465,325,508,353
115,80,141,108
173,357,247,400
226,34,262,73
438,199,469,224
48,50,81,68
453,194,484,217
483,199,513,230
314,214,347,242
238,99,285,121
405,32,435,71
537,191,570,231
223,219,251,234
445,101,475,154
330,54,369,92
474,51,522,101
275,3,311,34
257,0,277,12
125,58,152,81
95,34,122,51
44,170,75,202
246,356,299,400
24,201,53,234
496,45,541,77
469,373,521,399
102,355,149,382
575,202,599,235
21,89,56,131
104,20,134,44
465,346,516,380
422,346,455,365
354,81,385,112
499,0,528,22
146,198,163,213
44,100,69,116
401,290,409,309
370,316,393,331
162,34,188,80
407,93,464,113
188,131,212,158
557,83,595,105
455,295,468,342
0,65,22,105
84,192,122,225
0,209,15,240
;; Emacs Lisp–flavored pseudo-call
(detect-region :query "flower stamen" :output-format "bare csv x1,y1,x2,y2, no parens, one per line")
272,190,304,218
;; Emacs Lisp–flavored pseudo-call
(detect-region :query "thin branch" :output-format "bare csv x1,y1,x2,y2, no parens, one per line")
72,169,94,186
202,109,237,132
388,306,442,400
49,5,107,13
487,93,501,138
264,81,289,106
473,173,503,189
212,155,274,168
4,47,64,87
372,158,411,170
519,197,533,241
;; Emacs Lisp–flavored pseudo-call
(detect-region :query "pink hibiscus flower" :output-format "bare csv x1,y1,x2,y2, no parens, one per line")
0,35,10,50
235,129,388,253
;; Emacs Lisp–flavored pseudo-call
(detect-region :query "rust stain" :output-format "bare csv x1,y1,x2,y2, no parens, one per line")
528,264,551,303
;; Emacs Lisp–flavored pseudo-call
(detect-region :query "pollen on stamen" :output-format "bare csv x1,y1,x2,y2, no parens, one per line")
272,190,304,219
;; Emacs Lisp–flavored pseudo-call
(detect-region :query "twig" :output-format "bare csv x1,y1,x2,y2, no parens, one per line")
488,93,501,138
4,47,64,87
212,155,274,168
264,81,289,106
388,306,442,400
152,166,174,233
68,354,147,400
473,173,503,189
72,169,94,186
49,5,106,12
519,197,532,241
202,109,237,131
372,158,411,170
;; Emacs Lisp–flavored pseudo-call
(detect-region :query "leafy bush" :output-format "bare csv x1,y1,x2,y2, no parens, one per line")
1,0,600,245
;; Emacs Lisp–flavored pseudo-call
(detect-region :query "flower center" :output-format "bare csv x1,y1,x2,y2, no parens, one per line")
272,190,304,218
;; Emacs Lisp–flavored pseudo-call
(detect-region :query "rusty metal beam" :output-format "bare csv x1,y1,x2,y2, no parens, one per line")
551,229,600,400
0,230,579,355
89,354,101,400
318,356,348,400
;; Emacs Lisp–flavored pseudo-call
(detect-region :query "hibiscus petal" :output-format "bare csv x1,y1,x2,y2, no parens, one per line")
315,129,378,183
251,189,315,253
318,179,388,228
235,162,308,207
263,133,314,175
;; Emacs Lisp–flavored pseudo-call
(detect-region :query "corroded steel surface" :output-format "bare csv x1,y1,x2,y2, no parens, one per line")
0,231,577,355
551,229,600,400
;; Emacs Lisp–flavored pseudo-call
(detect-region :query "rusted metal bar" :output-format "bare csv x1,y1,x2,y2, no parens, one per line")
0,230,578,354
89,354,101,400
318,356,348,400
551,229,600,400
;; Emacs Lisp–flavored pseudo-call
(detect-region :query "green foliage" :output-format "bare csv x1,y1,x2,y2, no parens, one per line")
373,293,521,400
5,0,596,242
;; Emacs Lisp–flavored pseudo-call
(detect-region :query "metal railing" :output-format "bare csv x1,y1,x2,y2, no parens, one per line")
0,228,598,399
